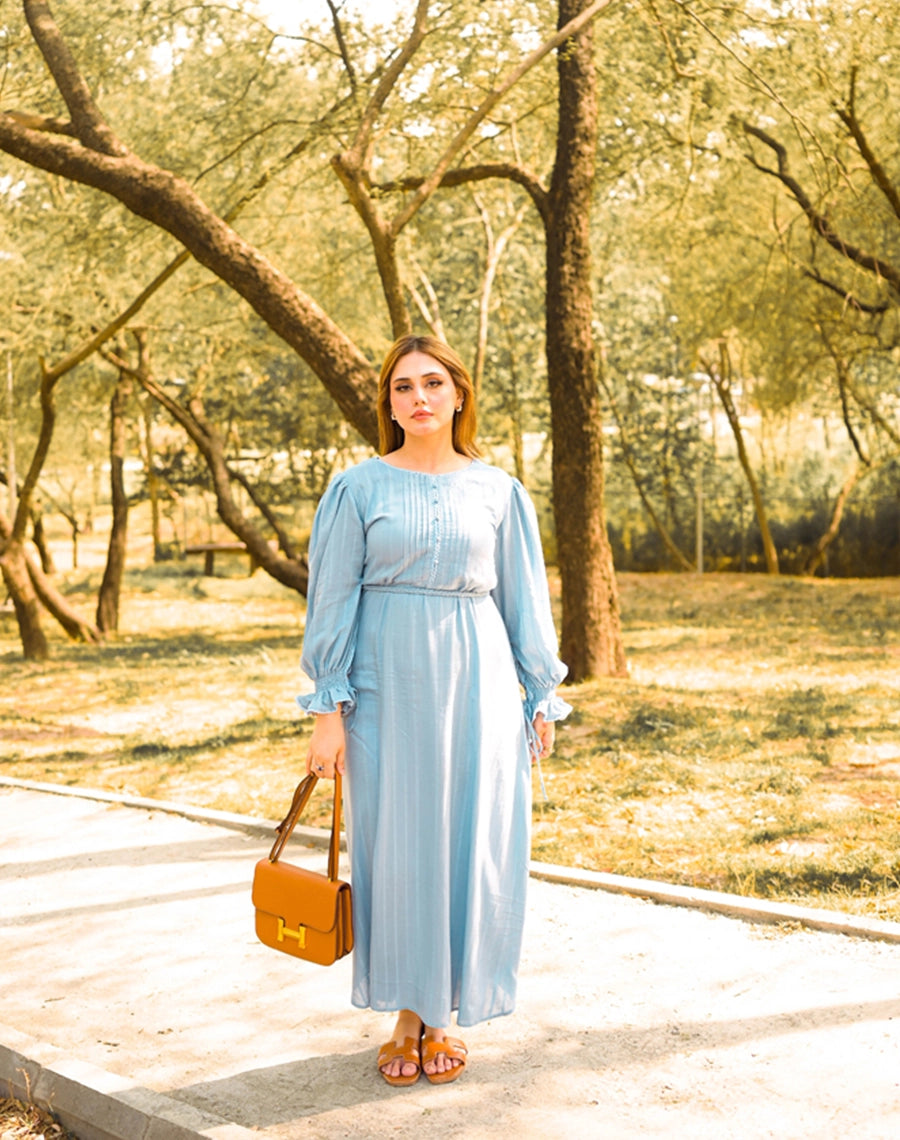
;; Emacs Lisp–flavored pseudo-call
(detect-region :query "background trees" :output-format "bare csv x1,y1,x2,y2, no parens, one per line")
2,0,900,664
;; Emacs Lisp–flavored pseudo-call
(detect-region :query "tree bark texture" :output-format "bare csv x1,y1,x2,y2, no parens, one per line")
96,371,131,633
0,309,100,654
0,537,49,661
543,0,626,680
31,509,55,573
1,510,100,648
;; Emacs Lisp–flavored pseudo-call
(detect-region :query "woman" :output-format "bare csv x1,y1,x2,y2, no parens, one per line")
298,334,570,1086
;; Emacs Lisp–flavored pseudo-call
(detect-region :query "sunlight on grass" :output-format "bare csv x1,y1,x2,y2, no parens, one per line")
3,549,900,918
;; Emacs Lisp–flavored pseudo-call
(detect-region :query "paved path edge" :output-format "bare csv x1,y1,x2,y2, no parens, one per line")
0,1022,256,1140
4,775,900,944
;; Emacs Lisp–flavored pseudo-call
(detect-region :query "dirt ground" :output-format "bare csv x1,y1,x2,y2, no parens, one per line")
2,785,899,1140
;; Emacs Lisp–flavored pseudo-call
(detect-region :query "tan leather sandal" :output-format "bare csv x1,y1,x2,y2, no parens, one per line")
377,1034,422,1087
421,1033,467,1085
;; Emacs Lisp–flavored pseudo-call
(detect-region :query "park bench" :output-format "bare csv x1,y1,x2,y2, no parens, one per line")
184,541,254,576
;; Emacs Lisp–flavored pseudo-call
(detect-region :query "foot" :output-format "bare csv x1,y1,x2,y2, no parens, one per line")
421,1026,467,1083
378,1009,423,1085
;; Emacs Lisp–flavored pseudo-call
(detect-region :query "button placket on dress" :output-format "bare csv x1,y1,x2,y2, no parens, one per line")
427,476,442,588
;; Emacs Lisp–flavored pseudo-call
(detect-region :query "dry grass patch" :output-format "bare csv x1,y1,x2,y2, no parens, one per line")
0,1097,76,1139
535,574,900,920
3,551,900,919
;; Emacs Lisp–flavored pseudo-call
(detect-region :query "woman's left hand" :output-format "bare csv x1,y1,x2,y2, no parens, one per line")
532,712,555,760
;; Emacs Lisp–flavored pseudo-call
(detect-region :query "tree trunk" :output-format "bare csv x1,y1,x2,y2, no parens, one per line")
96,371,131,632
598,371,695,572
0,509,99,646
137,371,310,594
28,546,100,642
231,466,300,562
707,344,780,574
135,396,164,558
0,537,49,661
30,507,55,573
801,464,865,577
543,0,626,680
0,342,97,652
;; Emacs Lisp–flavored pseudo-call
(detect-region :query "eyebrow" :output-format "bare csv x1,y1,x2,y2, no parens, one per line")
390,371,446,384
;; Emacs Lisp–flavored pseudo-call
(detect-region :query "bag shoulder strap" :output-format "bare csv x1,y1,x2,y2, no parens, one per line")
267,772,344,882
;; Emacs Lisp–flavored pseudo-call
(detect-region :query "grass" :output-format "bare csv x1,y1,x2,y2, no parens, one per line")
3,523,900,922
0,1097,75,1139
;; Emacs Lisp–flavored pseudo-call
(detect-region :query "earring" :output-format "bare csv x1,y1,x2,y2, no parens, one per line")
455,403,463,413
390,412,397,421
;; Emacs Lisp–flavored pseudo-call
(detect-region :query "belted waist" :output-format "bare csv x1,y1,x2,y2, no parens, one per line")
363,583,491,598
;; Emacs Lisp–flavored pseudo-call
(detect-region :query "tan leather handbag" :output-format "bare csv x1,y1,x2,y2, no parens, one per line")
252,772,353,966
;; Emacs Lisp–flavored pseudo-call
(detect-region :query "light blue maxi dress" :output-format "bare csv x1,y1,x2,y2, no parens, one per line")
297,456,570,1028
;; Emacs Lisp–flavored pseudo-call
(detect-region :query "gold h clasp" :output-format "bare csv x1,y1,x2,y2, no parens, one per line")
276,917,307,948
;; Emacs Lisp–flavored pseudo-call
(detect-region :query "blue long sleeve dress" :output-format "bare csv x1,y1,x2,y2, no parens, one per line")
298,456,570,1028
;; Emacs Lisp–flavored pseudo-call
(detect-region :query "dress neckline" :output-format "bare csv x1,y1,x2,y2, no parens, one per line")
375,456,478,477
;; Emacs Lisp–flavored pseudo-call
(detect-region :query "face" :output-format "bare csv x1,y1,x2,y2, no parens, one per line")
388,351,462,441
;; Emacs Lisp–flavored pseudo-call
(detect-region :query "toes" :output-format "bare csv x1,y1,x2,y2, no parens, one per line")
423,1050,457,1074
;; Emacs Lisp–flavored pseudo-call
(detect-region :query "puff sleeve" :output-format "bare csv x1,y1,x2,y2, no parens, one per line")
297,472,365,715
491,477,572,726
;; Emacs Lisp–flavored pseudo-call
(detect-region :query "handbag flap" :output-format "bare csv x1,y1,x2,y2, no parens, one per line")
252,857,347,935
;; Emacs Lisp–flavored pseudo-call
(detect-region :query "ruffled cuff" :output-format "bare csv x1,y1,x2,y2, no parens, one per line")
524,690,572,726
296,671,357,716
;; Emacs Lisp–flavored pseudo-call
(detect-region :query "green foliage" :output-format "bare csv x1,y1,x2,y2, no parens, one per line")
5,0,900,575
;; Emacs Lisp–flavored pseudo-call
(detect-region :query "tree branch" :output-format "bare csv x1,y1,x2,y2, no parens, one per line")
743,121,900,295
42,84,365,386
104,351,309,593
405,257,446,342
703,343,779,574
845,374,900,451
23,0,127,155
326,0,358,96
45,249,191,384
375,162,548,219
597,369,695,572
345,0,429,165
835,67,900,225
801,267,889,315
2,109,77,137
329,0,430,335
822,335,871,466
800,462,866,577
0,113,379,443
472,195,529,390
389,0,616,235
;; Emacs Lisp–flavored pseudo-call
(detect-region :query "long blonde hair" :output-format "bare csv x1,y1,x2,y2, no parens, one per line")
376,335,480,457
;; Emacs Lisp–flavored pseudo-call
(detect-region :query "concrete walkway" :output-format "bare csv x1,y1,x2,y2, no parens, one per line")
2,782,899,1140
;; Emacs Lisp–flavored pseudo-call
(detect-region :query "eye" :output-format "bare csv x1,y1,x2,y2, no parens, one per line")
427,378,444,387
393,382,412,392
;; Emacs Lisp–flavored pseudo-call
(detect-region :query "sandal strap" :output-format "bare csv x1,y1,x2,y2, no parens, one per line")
422,1035,467,1062
377,1034,421,1068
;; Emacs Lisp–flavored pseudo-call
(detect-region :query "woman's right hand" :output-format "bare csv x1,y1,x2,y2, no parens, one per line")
306,709,346,780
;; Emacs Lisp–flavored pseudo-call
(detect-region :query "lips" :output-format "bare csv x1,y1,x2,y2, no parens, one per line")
412,411,432,420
